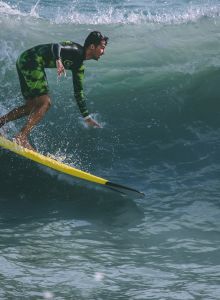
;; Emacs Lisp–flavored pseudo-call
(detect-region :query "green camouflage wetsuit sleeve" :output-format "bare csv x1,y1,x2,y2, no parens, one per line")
16,41,89,118
71,65,88,118
51,41,89,118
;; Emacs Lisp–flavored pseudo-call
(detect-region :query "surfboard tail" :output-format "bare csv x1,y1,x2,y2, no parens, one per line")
105,181,145,198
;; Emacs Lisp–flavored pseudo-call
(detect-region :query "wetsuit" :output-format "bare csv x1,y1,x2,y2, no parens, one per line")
16,41,89,118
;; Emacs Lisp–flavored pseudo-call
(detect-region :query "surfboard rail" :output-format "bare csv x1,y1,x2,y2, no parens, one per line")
0,136,144,197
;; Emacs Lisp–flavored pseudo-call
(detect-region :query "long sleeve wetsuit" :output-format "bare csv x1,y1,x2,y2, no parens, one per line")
16,41,89,118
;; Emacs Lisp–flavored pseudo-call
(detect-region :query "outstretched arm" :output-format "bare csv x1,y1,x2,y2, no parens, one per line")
72,66,101,128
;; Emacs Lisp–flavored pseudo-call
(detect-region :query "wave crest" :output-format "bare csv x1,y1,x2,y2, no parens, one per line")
1,1,220,25
0,1,23,16
53,3,220,25
0,0,40,17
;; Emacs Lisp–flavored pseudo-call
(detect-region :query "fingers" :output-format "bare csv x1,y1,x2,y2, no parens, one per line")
56,60,66,77
85,118,102,128
57,66,66,77
93,120,102,128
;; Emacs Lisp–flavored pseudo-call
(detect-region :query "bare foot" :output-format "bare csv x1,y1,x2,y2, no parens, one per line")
14,134,36,151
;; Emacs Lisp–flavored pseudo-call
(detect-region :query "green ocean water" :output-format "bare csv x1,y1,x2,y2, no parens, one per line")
0,0,220,299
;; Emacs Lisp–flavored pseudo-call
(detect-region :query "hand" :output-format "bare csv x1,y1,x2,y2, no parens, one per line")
56,59,66,77
85,117,101,128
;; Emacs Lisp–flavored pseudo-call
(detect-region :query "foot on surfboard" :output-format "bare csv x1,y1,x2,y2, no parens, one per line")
13,135,36,151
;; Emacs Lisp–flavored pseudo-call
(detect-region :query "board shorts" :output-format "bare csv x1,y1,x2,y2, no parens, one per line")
16,48,49,99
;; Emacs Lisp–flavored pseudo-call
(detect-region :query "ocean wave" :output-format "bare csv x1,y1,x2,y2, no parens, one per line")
53,3,220,25
1,1,220,25
0,1,24,16
146,4,220,25
0,0,39,17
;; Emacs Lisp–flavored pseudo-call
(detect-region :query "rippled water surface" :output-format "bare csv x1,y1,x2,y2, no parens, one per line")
0,0,220,299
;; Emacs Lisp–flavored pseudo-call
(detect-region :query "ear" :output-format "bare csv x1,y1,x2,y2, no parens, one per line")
90,44,95,50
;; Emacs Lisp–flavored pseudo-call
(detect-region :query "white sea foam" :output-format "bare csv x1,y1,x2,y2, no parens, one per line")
0,1,24,16
0,0,40,17
52,3,220,25
1,0,220,25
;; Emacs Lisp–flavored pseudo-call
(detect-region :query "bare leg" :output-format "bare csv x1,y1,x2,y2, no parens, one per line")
15,94,51,150
0,99,35,139
0,94,51,150
0,101,33,128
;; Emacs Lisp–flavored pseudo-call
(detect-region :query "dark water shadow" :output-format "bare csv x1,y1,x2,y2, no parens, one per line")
0,152,144,228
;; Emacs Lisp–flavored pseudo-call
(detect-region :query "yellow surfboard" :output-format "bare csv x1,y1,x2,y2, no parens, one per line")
0,136,144,197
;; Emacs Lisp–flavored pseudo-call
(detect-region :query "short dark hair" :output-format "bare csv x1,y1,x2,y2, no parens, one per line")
84,31,109,48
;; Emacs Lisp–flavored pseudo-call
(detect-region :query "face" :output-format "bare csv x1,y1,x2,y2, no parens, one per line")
91,40,106,60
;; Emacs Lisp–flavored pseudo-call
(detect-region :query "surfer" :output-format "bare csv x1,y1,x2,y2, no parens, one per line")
0,31,108,150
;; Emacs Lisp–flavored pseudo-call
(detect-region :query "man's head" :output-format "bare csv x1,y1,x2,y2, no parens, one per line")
84,31,108,60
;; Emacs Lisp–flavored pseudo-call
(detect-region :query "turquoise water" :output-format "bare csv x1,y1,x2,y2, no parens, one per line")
0,0,220,299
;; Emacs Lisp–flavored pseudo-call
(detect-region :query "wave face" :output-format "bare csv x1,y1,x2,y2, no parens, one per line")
1,1,220,299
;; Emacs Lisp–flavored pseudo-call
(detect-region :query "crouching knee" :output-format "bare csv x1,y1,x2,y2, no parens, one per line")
37,95,51,110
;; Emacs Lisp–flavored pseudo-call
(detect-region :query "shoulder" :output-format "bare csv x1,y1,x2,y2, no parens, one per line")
61,41,84,59
60,41,75,46
61,41,83,51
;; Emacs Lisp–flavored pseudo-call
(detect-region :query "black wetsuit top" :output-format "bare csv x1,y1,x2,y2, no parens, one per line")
17,41,89,117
